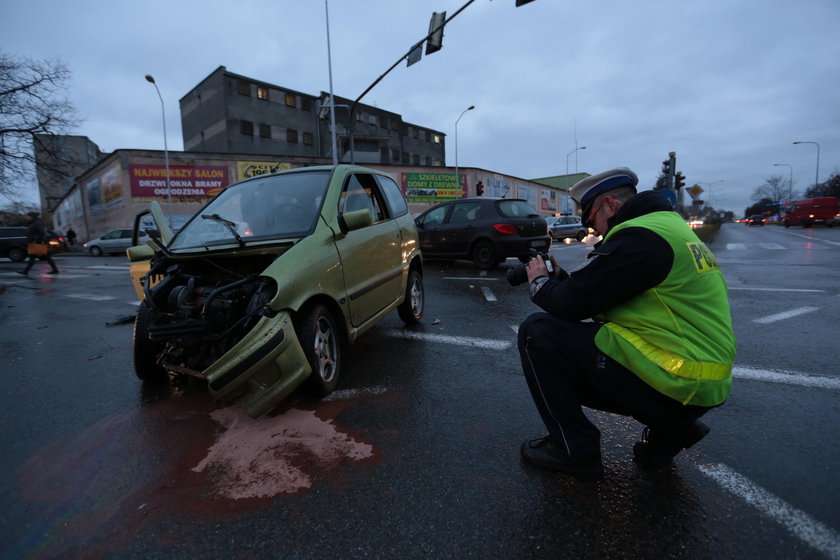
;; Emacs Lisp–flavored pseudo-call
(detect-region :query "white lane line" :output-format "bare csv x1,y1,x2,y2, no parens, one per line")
726,243,747,250
481,286,497,302
698,463,840,560
758,243,786,250
733,366,840,390
728,287,824,293
66,293,117,301
385,329,511,350
753,306,819,324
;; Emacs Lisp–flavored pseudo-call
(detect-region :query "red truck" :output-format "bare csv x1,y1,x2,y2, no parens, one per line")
783,197,839,228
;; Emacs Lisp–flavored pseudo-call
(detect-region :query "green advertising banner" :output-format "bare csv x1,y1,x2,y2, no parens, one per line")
401,173,465,203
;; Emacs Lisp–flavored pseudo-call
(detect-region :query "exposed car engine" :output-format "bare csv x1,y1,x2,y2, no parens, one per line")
140,258,277,375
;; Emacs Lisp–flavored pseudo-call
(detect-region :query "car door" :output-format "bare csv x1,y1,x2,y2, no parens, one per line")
415,204,450,256
333,172,403,327
437,201,482,256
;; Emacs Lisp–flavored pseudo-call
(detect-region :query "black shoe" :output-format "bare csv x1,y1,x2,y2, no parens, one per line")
48,270,59,274
520,436,604,481
633,421,710,468
17,271,28,276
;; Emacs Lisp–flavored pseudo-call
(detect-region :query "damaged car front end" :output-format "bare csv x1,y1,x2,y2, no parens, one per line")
128,165,424,417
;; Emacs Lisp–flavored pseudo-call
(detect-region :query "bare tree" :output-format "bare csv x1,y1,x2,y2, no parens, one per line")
0,52,77,202
751,174,797,205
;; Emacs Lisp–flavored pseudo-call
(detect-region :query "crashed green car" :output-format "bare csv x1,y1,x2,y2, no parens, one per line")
127,165,424,417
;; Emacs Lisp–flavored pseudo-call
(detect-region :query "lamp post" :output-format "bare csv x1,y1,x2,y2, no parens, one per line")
145,74,172,215
454,105,475,194
566,146,586,176
324,0,338,165
699,180,724,208
772,163,793,204
793,141,820,191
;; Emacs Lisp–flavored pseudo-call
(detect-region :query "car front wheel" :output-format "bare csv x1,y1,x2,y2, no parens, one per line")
472,240,499,270
8,247,25,262
133,302,168,383
297,304,341,397
397,270,424,324
576,230,586,241
89,245,103,257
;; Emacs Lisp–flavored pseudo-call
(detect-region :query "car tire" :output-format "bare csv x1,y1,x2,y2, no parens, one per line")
576,230,586,241
297,304,341,397
472,240,499,270
133,302,168,383
8,246,25,262
397,270,424,324
783,221,790,228
89,245,103,257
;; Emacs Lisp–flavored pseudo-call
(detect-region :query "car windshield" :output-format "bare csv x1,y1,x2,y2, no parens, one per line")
497,199,540,218
169,170,330,250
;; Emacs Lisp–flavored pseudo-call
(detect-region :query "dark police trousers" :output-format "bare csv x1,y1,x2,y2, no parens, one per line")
518,312,710,460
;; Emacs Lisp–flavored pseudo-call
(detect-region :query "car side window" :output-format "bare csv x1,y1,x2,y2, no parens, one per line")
340,174,387,223
448,202,481,224
103,230,120,240
420,206,447,226
376,175,408,218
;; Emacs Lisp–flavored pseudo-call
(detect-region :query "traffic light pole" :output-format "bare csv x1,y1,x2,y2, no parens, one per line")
347,0,478,163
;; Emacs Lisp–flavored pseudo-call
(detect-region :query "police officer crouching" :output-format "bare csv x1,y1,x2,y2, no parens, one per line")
517,168,735,481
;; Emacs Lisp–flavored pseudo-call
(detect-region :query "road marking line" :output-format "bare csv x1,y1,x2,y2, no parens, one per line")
753,306,819,324
385,329,511,350
726,243,747,250
86,265,130,271
65,293,117,301
728,287,824,293
758,243,786,250
481,286,497,302
323,386,388,401
733,366,840,390
442,277,499,281
698,463,840,560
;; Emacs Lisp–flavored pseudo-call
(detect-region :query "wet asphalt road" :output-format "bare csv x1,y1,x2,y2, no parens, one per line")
0,223,838,560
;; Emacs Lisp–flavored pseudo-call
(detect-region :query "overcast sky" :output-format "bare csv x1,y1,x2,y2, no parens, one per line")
3,0,838,214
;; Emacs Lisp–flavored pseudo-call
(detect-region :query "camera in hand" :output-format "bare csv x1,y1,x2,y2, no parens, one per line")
506,249,554,286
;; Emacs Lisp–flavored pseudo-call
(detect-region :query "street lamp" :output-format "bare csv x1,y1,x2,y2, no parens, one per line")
793,141,820,191
145,74,172,215
454,105,475,194
566,146,586,176
772,163,793,204
324,0,338,165
699,180,724,208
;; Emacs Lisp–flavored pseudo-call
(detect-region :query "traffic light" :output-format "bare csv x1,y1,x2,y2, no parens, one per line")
426,12,446,55
662,158,673,176
674,171,686,190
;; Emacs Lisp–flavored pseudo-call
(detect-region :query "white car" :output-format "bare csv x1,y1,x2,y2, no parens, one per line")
84,228,149,256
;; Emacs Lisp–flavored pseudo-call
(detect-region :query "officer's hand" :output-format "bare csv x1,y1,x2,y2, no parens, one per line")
526,254,549,283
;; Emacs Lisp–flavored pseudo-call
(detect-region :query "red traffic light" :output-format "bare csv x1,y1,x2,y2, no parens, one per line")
674,172,686,189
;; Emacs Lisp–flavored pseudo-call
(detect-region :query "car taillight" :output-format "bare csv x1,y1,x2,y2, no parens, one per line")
493,223,518,235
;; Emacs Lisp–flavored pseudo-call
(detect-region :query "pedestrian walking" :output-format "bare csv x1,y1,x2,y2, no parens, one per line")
517,168,735,481
18,211,60,275
66,227,77,246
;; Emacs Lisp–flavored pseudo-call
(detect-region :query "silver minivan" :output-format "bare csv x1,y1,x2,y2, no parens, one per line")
84,228,149,256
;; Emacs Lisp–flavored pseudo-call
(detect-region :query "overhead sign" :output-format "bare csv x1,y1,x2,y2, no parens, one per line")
688,185,704,199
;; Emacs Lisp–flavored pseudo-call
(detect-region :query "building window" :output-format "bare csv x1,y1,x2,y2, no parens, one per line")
301,97,312,112
425,156,432,166
392,149,400,162
425,131,431,142
238,81,250,96
303,132,314,146
285,93,296,108
257,86,269,100
368,114,377,125
381,118,389,129
287,129,298,143
391,120,399,131
413,154,420,165
413,128,419,139
356,111,364,122
402,152,409,164
433,134,442,144
241,120,254,135
259,124,271,138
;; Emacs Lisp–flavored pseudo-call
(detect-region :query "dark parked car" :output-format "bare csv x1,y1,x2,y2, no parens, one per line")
414,197,550,270
0,226,66,261
747,214,765,226
547,215,588,241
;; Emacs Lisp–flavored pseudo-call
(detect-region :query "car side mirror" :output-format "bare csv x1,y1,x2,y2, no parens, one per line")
340,208,373,232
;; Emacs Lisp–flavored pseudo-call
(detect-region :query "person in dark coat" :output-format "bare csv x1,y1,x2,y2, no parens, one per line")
18,212,59,275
